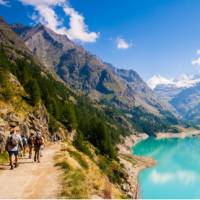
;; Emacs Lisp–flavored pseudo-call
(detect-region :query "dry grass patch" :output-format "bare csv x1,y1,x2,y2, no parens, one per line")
55,143,125,199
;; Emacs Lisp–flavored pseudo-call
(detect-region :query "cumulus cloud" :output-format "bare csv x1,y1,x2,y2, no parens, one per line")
17,0,99,43
0,0,9,6
192,49,200,66
150,170,196,185
116,37,132,49
63,6,99,42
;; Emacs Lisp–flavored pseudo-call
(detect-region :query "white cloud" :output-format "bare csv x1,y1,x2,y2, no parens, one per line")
192,49,200,66
63,6,99,42
0,0,9,6
17,0,99,43
116,37,132,49
150,170,172,184
192,57,200,66
150,169,196,185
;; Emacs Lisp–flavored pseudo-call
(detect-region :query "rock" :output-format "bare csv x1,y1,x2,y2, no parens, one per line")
5,112,21,127
0,118,6,127
20,123,29,136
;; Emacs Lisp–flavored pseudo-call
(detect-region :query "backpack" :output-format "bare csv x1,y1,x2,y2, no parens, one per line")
8,135,18,148
22,136,27,147
28,136,34,145
34,135,43,146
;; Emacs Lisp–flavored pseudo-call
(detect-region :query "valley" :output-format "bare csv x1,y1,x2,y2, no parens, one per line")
0,16,182,198
0,1,200,198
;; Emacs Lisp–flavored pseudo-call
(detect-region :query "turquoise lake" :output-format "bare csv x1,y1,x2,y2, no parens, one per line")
133,137,200,199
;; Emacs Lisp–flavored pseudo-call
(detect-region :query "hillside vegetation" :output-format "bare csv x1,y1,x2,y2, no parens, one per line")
0,17,183,198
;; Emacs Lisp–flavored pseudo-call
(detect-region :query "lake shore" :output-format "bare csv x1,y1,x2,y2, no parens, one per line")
118,133,156,198
156,129,200,139
118,129,200,198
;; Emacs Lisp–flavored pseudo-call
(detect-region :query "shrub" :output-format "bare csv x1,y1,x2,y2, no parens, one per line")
73,131,93,159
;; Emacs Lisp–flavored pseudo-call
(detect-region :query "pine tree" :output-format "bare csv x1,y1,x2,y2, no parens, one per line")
25,79,41,106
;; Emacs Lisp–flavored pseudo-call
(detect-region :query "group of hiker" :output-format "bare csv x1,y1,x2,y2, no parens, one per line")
3,125,45,170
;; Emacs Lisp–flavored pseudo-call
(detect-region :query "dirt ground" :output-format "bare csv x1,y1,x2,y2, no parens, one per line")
0,143,61,199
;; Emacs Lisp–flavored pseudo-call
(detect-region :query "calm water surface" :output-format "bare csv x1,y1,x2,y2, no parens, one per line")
133,137,200,199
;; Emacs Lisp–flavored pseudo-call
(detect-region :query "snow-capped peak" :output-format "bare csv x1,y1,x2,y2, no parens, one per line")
147,75,173,89
147,73,200,90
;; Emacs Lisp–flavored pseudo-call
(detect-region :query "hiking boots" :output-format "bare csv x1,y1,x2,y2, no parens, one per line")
14,163,19,168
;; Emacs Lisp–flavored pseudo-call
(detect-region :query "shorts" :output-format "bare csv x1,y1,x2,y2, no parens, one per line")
8,151,18,156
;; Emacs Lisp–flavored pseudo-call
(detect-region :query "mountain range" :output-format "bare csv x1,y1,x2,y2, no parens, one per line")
148,74,200,123
11,23,175,117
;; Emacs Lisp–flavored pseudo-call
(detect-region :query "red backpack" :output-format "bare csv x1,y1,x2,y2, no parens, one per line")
34,135,43,146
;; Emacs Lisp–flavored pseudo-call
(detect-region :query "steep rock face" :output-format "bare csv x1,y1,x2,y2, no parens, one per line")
0,17,32,59
0,107,49,152
12,24,174,115
12,23,75,71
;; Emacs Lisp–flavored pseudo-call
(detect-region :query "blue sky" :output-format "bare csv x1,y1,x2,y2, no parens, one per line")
1,0,200,80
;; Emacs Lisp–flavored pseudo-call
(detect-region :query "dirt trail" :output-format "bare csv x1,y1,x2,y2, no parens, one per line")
0,143,62,199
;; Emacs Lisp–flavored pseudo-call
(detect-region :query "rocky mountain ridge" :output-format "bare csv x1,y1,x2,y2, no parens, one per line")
12,23,175,116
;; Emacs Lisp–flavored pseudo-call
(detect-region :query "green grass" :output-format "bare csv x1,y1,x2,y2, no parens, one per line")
0,151,9,164
61,169,88,199
67,150,89,169
55,161,71,172
55,159,89,198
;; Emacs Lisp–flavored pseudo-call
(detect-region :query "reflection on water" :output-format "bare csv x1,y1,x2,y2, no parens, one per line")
133,137,200,199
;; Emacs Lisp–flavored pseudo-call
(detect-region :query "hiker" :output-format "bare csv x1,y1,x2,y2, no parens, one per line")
28,132,35,159
21,134,28,157
51,134,57,144
0,126,5,154
5,126,23,170
40,135,45,157
34,132,44,163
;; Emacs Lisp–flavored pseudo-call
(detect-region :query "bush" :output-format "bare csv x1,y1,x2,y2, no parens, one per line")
2,87,12,100
73,131,93,159
25,79,41,106
48,115,59,134
98,156,127,184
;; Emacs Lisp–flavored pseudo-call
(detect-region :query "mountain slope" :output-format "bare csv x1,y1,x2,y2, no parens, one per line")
0,17,131,196
170,83,200,123
12,23,175,117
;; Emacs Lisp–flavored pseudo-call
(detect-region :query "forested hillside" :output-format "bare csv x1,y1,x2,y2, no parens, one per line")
0,16,183,197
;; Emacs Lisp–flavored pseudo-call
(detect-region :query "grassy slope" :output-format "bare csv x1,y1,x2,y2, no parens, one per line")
55,141,126,199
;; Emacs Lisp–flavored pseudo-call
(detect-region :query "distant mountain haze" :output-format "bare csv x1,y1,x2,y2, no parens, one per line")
148,73,200,122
